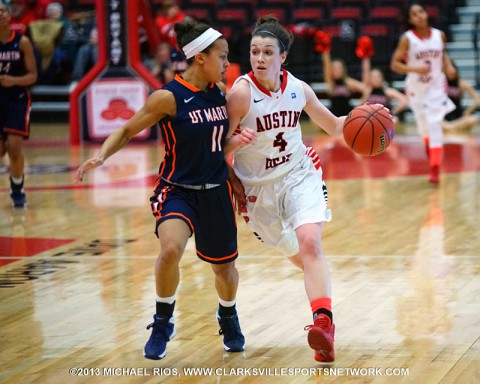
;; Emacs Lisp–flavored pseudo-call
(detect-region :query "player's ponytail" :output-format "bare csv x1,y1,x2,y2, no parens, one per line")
174,20,223,64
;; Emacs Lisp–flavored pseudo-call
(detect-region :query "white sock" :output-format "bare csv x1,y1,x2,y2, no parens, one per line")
11,176,24,185
219,298,236,307
156,294,176,304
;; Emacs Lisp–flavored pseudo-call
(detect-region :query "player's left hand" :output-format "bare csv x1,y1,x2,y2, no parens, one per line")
75,157,104,183
228,170,247,214
236,127,256,147
365,103,392,117
0,75,15,87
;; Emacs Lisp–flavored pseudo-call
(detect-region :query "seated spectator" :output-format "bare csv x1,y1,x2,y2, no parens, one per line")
170,48,187,76
357,37,408,127
69,27,98,91
155,0,186,47
443,60,480,131
9,0,36,34
144,42,174,86
34,0,66,20
27,3,63,79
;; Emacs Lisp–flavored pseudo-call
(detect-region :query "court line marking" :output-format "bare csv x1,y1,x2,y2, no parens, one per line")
1,254,478,260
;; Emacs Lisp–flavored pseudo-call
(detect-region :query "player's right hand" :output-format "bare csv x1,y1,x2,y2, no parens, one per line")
75,158,104,183
415,66,430,75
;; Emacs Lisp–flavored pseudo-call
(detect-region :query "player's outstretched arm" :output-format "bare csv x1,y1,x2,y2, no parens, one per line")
302,81,345,136
76,90,174,183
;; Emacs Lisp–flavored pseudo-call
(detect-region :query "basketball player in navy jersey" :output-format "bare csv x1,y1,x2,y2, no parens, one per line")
76,20,251,360
0,0,37,207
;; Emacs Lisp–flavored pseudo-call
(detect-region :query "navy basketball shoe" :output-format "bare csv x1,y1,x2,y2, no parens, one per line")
144,314,176,360
216,310,245,352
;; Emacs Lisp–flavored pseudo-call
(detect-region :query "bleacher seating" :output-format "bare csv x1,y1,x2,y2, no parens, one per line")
28,0,477,121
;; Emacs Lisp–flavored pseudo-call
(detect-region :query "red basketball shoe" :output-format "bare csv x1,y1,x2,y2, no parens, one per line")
429,165,440,184
305,314,335,362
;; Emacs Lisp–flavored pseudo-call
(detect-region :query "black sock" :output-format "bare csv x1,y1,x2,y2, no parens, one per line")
313,308,333,323
156,301,175,319
218,303,236,317
10,176,24,189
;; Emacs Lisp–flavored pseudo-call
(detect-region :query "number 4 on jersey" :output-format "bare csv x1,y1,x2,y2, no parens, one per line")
273,132,287,152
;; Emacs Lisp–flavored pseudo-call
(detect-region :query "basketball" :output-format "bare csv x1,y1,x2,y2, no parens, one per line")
343,104,395,156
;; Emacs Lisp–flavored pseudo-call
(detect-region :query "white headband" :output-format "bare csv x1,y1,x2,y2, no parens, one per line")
182,28,222,59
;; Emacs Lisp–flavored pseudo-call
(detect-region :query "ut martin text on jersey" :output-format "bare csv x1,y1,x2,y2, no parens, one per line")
188,106,227,123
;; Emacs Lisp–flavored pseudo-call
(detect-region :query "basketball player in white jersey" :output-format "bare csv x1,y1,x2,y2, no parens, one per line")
391,2,456,184
225,15,387,362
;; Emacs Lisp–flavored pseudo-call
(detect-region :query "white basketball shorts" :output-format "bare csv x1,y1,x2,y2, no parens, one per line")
240,154,332,257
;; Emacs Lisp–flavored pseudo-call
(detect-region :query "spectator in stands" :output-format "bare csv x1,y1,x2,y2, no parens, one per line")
317,31,365,117
9,0,35,34
357,36,408,126
0,0,37,207
27,2,64,84
69,27,97,92
170,47,187,76
155,0,186,48
145,42,174,86
442,60,480,131
34,0,59,20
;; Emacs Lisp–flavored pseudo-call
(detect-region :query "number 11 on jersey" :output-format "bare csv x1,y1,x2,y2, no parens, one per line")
212,125,224,152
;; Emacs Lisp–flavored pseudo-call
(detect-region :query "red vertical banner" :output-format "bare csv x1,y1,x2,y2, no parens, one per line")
69,0,161,144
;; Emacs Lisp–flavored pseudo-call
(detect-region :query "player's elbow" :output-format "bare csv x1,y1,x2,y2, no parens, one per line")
390,60,398,74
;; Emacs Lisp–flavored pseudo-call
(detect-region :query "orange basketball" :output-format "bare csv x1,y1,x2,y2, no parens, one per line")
343,104,394,156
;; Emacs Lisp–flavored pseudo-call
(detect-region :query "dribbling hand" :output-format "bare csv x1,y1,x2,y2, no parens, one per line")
75,158,104,183
236,127,256,147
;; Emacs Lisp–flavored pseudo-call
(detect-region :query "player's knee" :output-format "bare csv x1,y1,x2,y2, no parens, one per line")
158,244,183,265
211,261,237,278
6,139,23,159
298,233,319,252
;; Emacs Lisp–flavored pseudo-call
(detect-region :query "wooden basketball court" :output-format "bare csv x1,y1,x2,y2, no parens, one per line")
0,122,479,384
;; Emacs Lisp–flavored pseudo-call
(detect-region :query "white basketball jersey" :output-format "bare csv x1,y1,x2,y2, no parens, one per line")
232,70,307,184
404,28,447,95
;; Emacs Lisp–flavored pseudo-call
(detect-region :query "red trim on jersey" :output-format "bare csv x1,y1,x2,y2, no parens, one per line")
26,89,31,134
247,69,289,96
197,249,238,262
3,127,28,137
152,185,173,220
163,212,195,232
412,28,432,40
306,146,321,170
7,31,16,43
159,121,177,181
153,176,161,190
226,180,237,228
174,74,214,92
158,124,168,178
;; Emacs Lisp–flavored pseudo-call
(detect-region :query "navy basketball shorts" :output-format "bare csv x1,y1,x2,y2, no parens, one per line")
150,179,238,264
0,90,31,138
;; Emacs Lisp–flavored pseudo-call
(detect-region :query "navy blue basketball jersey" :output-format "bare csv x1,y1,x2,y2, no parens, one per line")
0,31,25,96
158,74,229,185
